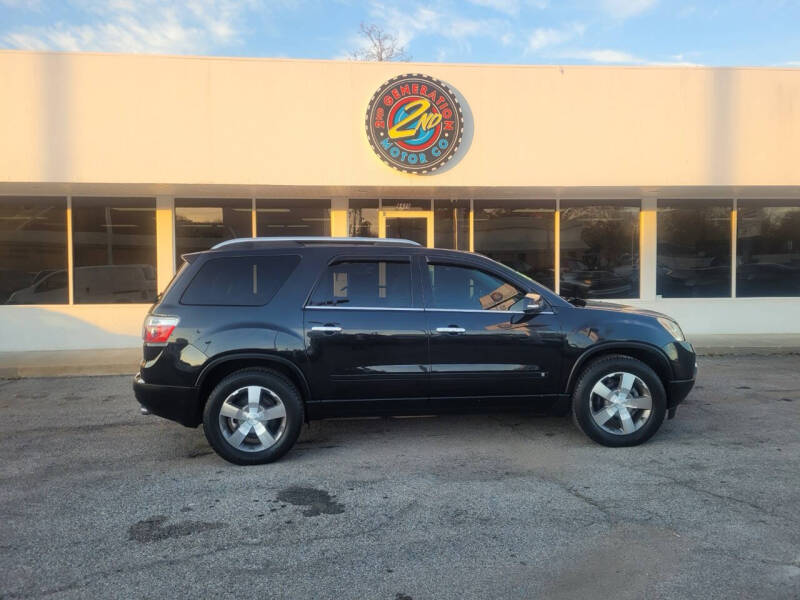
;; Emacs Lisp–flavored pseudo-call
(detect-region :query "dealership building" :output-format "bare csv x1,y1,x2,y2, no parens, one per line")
1,51,799,352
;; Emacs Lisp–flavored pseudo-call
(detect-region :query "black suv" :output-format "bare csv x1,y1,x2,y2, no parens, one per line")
134,237,696,465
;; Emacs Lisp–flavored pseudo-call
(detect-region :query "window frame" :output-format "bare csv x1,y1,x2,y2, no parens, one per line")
304,255,416,310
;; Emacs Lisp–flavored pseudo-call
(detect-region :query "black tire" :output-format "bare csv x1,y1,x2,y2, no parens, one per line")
202,368,303,465
571,354,666,447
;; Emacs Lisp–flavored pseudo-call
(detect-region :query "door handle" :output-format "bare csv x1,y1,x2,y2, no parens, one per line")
436,326,466,334
311,326,342,333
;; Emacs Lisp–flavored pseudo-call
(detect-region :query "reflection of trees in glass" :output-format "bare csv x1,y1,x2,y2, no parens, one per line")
559,205,639,299
659,207,729,257
739,208,800,257
349,208,376,237
657,204,731,298
473,205,554,290
572,210,637,270
737,206,800,297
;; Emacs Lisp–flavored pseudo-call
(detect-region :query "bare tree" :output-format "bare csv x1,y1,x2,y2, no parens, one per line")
350,23,410,61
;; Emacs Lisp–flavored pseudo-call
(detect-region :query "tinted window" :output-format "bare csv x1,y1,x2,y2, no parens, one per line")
309,261,411,308
175,199,252,267
560,202,640,299
348,199,379,237
434,199,470,251
0,197,68,304
72,197,157,304
475,200,555,290
181,255,300,306
256,199,330,236
737,201,800,297
657,200,731,298
428,264,524,311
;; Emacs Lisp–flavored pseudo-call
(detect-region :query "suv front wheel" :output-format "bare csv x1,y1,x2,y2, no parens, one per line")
571,354,667,447
202,368,304,465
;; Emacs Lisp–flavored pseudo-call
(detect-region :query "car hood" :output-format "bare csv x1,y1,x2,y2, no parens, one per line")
578,300,673,321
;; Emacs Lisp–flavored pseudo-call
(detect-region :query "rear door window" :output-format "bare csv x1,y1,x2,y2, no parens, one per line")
308,260,412,308
180,255,300,306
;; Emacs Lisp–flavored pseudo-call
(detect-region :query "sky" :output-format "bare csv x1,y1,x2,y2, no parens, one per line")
1,0,799,67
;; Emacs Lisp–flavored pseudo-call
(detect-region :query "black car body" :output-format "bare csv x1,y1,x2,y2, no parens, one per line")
134,237,696,464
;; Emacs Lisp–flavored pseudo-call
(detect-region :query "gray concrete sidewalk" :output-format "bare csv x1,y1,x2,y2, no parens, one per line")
0,334,798,378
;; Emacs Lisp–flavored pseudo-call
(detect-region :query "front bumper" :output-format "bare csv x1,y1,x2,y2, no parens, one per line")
665,352,697,417
133,374,201,428
667,377,695,409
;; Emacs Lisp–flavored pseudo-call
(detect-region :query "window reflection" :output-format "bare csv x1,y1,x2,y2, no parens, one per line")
309,261,411,308
428,264,525,311
434,199,469,251
1,197,68,304
737,202,800,297
175,199,252,265
72,197,157,304
348,199,379,237
560,202,639,299
474,200,555,290
256,199,330,236
657,200,731,298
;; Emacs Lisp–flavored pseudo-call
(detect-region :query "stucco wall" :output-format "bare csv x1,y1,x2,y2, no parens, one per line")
1,51,799,188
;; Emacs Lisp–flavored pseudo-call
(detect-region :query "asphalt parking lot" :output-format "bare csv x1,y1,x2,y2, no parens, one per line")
1,355,799,600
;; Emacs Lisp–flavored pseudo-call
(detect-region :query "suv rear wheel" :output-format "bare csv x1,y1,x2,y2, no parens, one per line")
202,368,303,465
571,354,666,447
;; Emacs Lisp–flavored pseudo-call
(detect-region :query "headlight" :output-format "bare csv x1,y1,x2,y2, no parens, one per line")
657,317,685,342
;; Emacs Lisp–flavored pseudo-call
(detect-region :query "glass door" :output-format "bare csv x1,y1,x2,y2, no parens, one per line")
379,210,434,248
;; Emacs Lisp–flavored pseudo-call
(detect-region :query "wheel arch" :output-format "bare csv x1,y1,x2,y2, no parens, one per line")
196,353,311,421
565,342,673,395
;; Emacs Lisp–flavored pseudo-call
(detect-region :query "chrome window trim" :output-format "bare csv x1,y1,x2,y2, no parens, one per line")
304,305,554,315
305,305,423,311
427,308,555,315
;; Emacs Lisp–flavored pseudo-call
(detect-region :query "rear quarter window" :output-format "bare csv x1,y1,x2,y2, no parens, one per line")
180,255,300,306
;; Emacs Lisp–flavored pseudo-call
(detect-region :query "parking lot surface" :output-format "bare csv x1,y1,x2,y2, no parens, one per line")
1,356,799,599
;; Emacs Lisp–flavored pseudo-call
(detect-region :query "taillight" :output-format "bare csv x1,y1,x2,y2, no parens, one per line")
143,315,179,344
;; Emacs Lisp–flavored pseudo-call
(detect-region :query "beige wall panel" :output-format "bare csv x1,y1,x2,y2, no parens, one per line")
1,52,798,188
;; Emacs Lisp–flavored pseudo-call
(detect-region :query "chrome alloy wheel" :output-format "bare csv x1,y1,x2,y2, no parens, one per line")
589,371,652,435
218,386,287,452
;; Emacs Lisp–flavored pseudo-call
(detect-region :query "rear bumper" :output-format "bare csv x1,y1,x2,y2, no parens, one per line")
133,374,201,427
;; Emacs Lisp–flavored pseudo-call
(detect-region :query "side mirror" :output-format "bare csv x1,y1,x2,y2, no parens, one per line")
523,292,544,314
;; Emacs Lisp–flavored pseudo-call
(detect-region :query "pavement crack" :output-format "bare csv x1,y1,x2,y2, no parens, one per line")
632,467,799,524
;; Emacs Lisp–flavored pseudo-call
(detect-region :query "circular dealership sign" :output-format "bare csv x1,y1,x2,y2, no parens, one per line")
365,73,464,174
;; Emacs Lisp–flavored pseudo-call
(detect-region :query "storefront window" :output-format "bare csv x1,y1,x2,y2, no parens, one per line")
560,201,640,299
256,199,330,236
474,200,555,290
348,199,379,237
175,199,252,266
434,199,470,251
72,197,157,304
0,197,68,304
737,201,800,297
657,200,731,298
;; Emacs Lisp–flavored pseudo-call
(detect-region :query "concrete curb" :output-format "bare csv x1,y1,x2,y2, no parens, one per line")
0,349,140,379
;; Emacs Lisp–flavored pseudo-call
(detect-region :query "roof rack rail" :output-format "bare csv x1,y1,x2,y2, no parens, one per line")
211,236,421,249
